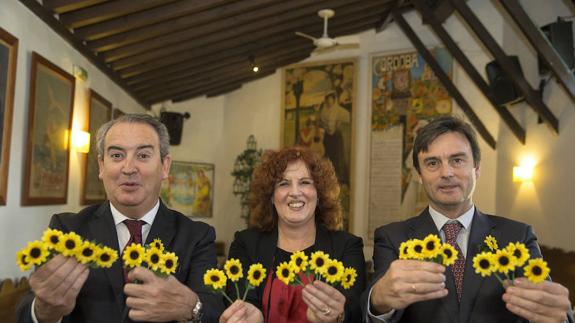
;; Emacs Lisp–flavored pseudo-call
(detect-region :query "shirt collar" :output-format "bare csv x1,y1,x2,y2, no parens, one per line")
110,200,159,226
429,205,475,232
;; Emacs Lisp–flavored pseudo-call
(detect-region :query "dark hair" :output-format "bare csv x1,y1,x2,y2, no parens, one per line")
412,116,481,173
96,114,170,161
249,147,342,231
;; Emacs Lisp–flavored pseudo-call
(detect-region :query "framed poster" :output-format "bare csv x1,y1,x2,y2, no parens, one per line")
368,48,453,237
81,89,112,205
160,161,214,218
0,27,18,205
281,58,356,231
22,52,75,205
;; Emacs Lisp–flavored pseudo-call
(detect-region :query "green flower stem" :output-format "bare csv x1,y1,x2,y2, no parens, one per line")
293,274,305,286
242,284,253,301
234,282,241,300
220,290,234,304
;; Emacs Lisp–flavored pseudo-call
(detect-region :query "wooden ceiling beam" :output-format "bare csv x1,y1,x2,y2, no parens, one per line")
144,54,306,103
125,36,314,86
131,42,314,92
60,0,178,29
393,10,496,149
413,0,526,144
113,5,382,74
18,0,148,108
448,0,559,134
498,0,575,101
43,0,110,14
136,48,311,99
102,0,343,62
74,0,233,40
88,0,313,52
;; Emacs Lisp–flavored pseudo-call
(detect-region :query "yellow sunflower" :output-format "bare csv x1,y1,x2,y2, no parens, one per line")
473,252,496,277
276,261,295,285
148,238,164,252
309,251,330,274
322,259,344,284
341,267,357,290
145,247,164,271
440,244,459,267
506,242,530,267
42,228,63,250
408,239,425,260
399,240,412,260
422,234,442,259
204,268,227,290
96,246,118,268
289,251,308,273
160,252,178,275
24,240,50,266
123,243,145,268
224,258,244,282
493,249,516,274
484,235,498,251
247,263,266,287
76,241,98,264
16,249,33,271
524,258,550,284
57,232,83,257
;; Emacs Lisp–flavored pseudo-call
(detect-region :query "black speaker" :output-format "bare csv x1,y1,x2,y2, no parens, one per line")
538,20,574,75
160,112,189,145
485,56,524,106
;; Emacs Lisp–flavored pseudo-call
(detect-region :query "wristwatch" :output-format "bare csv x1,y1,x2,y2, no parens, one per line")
179,299,202,323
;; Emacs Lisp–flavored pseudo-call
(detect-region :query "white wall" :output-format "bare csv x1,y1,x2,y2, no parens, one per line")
494,0,575,251
0,0,145,277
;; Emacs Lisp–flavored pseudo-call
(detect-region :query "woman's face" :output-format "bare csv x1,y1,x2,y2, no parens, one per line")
273,159,318,228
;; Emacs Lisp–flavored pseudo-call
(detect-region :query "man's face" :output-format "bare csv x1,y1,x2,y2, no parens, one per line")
98,122,171,218
417,132,480,218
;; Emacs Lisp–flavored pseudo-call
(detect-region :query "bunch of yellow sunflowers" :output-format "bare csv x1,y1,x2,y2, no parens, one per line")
472,235,550,284
203,259,266,303
122,238,178,276
398,234,459,267
275,250,358,290
16,228,118,271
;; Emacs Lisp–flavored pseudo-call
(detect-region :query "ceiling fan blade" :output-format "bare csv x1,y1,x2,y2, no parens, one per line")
295,31,317,42
334,43,360,50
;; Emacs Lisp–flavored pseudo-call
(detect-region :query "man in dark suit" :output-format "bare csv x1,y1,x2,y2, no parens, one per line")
364,116,572,323
18,114,223,322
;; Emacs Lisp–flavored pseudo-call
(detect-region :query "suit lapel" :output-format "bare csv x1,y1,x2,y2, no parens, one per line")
88,203,125,313
409,209,458,323
145,202,176,249
459,209,495,323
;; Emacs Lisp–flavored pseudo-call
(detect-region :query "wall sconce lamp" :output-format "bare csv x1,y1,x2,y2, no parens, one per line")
513,157,535,182
72,130,91,153
249,55,259,73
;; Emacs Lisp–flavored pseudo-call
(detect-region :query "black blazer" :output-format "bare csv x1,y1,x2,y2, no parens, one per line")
17,202,224,323
226,225,366,323
363,207,574,323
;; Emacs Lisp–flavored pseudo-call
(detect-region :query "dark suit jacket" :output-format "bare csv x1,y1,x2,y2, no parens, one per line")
17,202,224,323
226,225,366,323
363,207,574,323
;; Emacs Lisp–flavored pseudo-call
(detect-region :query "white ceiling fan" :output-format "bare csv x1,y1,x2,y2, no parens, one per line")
295,9,360,54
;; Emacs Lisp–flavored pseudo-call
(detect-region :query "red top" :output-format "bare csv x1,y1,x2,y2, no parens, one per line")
262,271,314,323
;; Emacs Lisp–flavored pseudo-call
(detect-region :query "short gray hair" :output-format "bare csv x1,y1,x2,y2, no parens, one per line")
96,114,170,160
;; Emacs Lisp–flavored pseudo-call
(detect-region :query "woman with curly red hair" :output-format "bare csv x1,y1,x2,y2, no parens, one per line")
219,147,365,323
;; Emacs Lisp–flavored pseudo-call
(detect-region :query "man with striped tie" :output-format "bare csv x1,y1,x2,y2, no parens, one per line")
364,116,572,323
